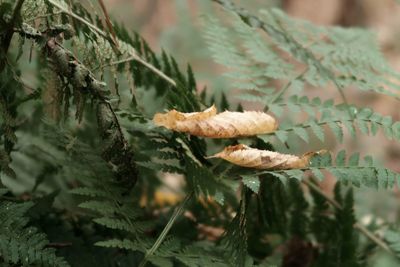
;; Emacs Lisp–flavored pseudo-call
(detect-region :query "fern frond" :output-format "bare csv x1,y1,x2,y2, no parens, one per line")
0,201,69,267
95,239,147,253
262,98,400,145
202,13,294,103
221,190,250,267
261,151,399,189
383,230,400,260
241,175,260,193
175,242,230,267
309,179,334,244
212,0,400,105
288,179,308,238
333,184,358,266
39,124,150,254
185,157,227,204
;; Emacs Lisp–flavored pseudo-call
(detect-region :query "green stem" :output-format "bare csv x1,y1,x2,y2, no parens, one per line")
266,68,307,110
262,117,386,137
254,165,393,178
138,191,194,267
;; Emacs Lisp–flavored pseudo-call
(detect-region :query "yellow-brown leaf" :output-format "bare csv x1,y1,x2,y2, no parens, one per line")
153,105,277,138
209,144,326,170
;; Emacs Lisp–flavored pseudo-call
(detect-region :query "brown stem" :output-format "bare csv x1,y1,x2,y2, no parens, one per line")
97,0,119,48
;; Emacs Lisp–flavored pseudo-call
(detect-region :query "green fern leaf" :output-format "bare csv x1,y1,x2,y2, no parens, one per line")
0,201,69,267
241,175,260,193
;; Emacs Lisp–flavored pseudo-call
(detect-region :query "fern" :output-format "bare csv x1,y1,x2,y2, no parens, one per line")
41,125,152,251
202,13,293,102
2,0,400,266
384,230,400,260
333,184,359,266
0,200,69,266
263,96,400,145
256,150,399,189
309,183,360,267
220,189,250,267
288,179,309,239
212,0,400,102
174,242,229,267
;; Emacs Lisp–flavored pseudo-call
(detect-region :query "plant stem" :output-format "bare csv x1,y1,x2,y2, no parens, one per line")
302,179,393,255
266,68,307,110
97,0,119,47
261,117,386,138
138,191,194,267
48,0,108,40
47,0,177,88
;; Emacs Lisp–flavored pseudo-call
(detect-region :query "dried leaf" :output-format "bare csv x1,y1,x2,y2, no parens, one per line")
209,144,326,170
153,105,277,138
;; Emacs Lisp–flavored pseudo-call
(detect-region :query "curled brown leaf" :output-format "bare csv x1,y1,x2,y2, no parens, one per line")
209,144,327,170
153,105,278,138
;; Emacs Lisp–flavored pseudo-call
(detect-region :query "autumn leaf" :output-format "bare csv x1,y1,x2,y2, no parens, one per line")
208,144,326,170
153,105,278,138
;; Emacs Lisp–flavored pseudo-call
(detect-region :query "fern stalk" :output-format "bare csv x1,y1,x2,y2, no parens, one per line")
302,179,393,255
138,191,194,267
266,118,390,137
266,68,308,110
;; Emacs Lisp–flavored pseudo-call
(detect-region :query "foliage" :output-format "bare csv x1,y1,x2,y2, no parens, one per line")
0,198,69,267
1,0,400,266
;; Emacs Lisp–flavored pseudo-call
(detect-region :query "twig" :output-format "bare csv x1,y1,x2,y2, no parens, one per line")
47,0,177,88
45,242,73,248
97,0,119,48
138,191,194,267
48,0,108,40
302,179,393,254
127,53,177,86
93,55,177,87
